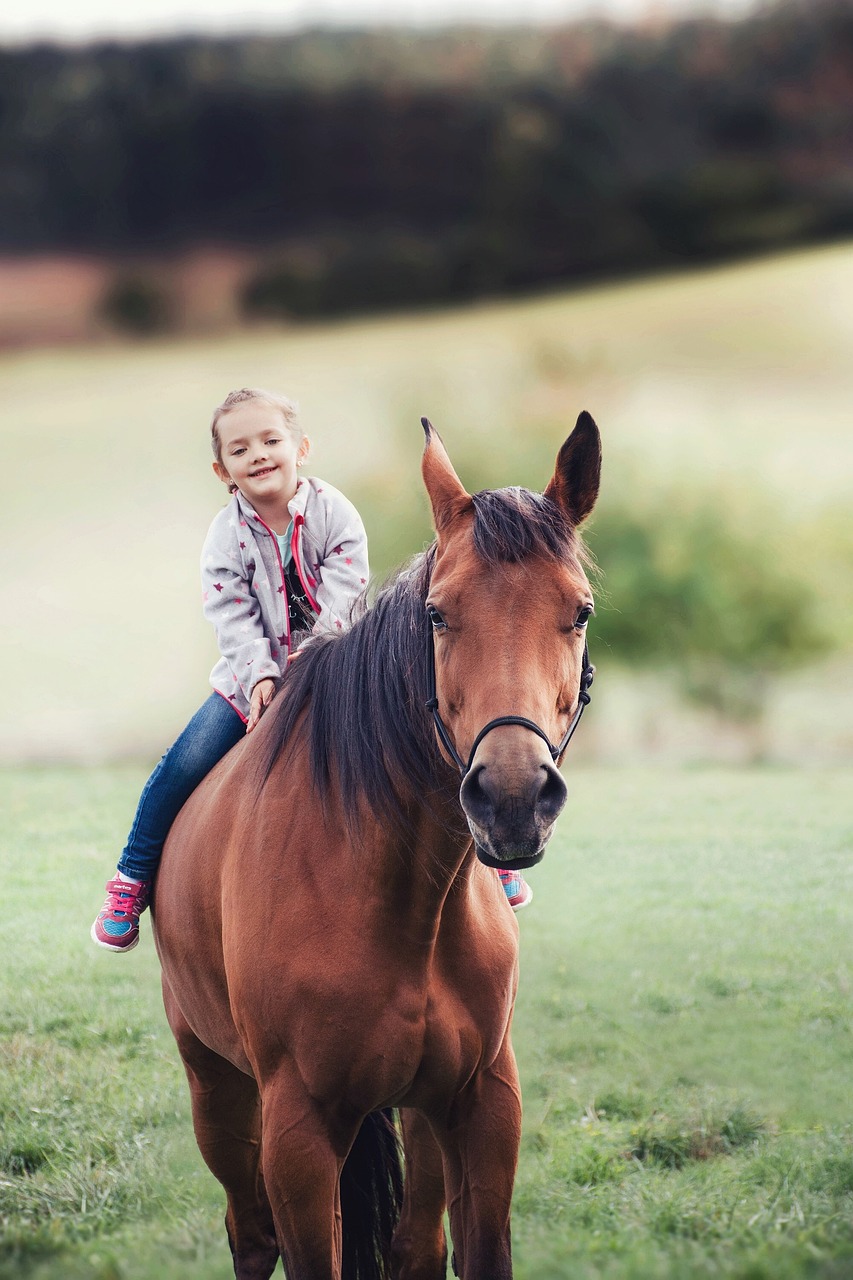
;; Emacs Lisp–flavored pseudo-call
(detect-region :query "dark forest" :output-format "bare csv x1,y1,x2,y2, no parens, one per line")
2,0,851,317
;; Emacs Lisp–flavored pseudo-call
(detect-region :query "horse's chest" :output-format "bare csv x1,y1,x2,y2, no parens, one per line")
399,937,518,1104
278,945,514,1114
241,898,518,1111
428,982,510,1074
322,988,509,1116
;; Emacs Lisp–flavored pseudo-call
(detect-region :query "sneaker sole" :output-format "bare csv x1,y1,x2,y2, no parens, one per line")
510,885,534,912
90,920,140,952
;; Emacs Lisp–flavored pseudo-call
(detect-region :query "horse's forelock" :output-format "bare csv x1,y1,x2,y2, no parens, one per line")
470,487,583,568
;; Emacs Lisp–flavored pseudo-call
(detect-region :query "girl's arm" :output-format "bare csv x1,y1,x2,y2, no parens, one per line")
308,498,370,638
201,554,281,705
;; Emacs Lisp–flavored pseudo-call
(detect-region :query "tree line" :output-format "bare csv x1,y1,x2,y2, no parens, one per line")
1,0,851,317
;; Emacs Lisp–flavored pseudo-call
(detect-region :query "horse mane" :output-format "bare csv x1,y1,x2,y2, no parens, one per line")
256,486,584,836
469,486,582,566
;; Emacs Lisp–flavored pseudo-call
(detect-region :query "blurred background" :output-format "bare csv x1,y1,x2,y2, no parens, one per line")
2,0,851,765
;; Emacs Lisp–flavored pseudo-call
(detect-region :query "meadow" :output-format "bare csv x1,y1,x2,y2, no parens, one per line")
2,763,852,1279
2,239,852,762
2,241,852,1276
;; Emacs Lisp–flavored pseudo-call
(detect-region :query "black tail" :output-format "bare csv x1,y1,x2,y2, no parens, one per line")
340,1109,404,1280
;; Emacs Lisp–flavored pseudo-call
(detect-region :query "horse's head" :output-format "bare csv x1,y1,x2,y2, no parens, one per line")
422,413,601,870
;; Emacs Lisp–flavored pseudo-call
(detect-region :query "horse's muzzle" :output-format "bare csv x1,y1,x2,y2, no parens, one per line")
459,760,568,870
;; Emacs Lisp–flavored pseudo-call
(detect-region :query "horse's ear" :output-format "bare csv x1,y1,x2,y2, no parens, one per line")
421,417,472,535
544,411,601,526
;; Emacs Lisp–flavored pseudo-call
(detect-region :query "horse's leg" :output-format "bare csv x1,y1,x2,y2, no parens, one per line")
390,1108,448,1280
258,1068,352,1280
433,1039,522,1280
162,983,279,1280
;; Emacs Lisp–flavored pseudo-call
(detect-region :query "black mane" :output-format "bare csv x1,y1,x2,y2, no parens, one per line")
257,487,582,834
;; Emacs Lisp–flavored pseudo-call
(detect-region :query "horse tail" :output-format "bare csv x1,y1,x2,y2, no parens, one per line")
340,1108,404,1280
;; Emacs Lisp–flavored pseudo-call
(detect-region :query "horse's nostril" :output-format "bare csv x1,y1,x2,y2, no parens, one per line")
459,763,497,828
536,763,568,824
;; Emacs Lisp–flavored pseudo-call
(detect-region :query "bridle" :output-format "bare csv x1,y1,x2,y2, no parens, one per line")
424,610,595,778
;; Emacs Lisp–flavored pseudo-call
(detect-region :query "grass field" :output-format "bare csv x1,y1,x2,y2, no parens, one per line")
3,240,853,763
2,764,852,1279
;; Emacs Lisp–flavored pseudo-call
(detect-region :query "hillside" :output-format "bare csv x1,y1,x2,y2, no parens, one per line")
3,240,851,761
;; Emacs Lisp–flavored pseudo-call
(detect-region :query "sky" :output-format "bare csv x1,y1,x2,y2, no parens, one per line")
0,0,760,45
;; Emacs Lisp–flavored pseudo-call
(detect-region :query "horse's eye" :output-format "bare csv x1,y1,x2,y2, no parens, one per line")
427,604,448,631
575,605,594,629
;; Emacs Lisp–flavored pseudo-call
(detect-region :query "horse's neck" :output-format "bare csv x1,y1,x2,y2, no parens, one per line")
370,797,474,944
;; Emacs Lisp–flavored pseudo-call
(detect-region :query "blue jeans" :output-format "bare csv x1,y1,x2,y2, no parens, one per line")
118,693,245,881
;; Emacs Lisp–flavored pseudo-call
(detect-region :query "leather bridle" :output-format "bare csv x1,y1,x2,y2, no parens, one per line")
424,610,595,778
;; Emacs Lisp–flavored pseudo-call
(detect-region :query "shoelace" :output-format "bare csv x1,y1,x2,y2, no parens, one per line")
105,880,145,916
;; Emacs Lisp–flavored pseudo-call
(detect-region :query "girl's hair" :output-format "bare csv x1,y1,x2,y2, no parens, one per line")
210,387,302,466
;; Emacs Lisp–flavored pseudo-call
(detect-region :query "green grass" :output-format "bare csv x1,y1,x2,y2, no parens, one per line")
2,765,852,1278
2,240,853,762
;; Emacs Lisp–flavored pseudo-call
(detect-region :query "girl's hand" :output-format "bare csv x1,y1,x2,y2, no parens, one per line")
247,678,276,733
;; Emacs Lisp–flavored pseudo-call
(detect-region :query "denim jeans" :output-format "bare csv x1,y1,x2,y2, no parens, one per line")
118,693,245,881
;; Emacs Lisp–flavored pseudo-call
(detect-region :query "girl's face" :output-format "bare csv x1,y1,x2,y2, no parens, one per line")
213,402,309,509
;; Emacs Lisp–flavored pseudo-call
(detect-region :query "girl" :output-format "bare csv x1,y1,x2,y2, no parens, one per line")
91,386,371,950
91,386,530,951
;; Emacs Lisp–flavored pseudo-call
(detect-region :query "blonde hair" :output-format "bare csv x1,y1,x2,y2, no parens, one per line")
210,387,303,466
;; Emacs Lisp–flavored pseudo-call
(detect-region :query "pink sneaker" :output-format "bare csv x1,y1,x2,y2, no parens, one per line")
497,870,533,911
90,876,151,951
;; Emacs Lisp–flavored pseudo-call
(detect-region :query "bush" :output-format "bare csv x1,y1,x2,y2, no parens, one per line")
242,234,450,321
629,1102,764,1168
586,485,834,723
99,275,172,335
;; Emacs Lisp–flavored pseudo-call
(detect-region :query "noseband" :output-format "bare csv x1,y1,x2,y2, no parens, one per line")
425,612,595,778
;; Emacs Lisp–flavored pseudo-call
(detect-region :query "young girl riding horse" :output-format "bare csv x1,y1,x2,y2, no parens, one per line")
91,387,530,950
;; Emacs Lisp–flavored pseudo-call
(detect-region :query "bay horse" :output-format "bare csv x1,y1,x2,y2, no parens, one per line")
153,411,601,1280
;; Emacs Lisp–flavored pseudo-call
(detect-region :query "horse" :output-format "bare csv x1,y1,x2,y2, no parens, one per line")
152,410,601,1280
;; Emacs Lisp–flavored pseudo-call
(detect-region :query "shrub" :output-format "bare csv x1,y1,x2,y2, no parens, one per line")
99,275,172,335
242,234,450,320
629,1102,764,1168
586,484,834,723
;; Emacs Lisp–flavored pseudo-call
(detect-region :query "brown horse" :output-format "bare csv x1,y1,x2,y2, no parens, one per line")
153,411,601,1280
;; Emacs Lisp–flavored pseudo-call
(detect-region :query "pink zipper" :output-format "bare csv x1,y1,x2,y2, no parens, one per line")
290,514,320,615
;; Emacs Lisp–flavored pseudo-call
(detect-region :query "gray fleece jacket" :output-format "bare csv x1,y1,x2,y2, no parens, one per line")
201,477,369,720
